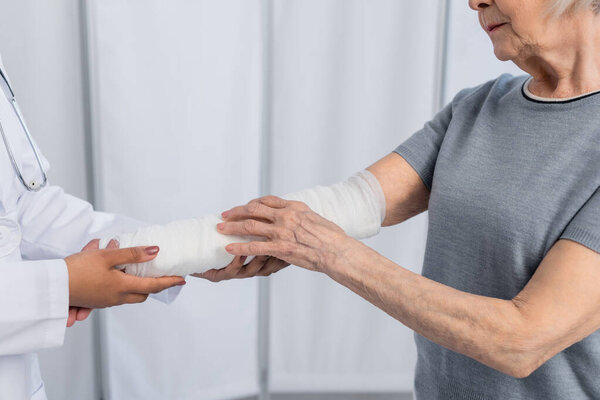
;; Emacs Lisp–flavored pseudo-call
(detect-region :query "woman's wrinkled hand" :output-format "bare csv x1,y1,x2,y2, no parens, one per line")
214,195,352,274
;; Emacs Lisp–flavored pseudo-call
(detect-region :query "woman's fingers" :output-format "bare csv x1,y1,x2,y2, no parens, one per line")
257,195,288,209
107,239,120,249
217,219,277,238
225,241,287,258
222,196,287,222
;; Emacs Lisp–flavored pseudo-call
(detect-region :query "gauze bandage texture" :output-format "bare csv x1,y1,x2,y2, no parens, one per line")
285,170,385,239
100,170,385,277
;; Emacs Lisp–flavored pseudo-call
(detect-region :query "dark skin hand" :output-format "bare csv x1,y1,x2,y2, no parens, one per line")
67,239,121,327
193,254,289,282
65,240,186,310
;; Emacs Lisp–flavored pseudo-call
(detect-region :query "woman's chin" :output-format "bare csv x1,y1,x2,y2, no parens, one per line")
492,45,517,62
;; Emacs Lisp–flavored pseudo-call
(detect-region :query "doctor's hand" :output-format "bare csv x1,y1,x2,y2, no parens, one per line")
65,242,186,309
67,239,103,327
193,255,290,282
67,239,120,327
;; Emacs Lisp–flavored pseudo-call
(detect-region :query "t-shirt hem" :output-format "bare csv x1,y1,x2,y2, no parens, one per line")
560,225,600,254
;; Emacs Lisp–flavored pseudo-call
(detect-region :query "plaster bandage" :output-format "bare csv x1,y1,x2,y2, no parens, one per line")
100,170,386,277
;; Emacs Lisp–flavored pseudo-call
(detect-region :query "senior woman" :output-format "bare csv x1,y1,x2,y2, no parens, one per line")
204,0,600,398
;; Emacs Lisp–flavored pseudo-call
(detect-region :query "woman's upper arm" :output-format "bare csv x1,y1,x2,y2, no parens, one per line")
367,152,430,227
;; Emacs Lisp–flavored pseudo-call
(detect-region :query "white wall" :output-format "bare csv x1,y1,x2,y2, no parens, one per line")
0,1,99,400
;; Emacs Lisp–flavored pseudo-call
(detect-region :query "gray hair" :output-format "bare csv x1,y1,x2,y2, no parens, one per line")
549,0,600,14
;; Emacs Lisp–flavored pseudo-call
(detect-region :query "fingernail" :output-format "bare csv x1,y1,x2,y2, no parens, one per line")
145,246,159,255
177,281,186,286
225,244,234,252
217,223,225,231
221,211,230,218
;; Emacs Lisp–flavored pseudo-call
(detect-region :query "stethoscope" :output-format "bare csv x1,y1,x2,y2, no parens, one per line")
0,67,47,192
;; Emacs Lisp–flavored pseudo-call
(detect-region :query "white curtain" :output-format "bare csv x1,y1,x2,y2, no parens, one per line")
88,1,262,399
268,0,437,393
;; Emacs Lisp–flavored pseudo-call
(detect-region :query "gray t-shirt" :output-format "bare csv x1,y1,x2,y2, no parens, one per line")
394,74,600,400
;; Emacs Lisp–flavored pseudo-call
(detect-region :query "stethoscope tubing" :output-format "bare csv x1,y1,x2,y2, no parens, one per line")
0,67,47,192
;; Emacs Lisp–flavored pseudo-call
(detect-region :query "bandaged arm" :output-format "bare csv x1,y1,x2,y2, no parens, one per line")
100,170,386,277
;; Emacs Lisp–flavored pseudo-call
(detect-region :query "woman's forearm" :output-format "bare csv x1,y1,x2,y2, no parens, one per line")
326,239,534,378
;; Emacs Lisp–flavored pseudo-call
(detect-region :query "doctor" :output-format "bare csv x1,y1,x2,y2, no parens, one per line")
0,57,186,399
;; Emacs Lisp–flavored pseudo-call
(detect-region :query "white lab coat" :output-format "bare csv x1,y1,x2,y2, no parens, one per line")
0,61,179,399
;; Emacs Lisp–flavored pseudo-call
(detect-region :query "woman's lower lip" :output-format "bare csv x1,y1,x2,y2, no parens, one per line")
489,23,507,33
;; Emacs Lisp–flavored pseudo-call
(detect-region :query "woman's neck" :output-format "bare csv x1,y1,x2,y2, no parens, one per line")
514,13,600,98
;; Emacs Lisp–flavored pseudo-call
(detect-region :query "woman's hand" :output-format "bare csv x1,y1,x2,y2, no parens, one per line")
65,241,186,309
215,195,354,274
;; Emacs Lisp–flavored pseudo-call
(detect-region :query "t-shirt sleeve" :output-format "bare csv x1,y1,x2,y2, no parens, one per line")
393,101,453,191
560,187,600,254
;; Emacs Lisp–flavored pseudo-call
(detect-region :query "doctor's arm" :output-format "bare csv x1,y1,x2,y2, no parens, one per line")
16,185,142,259
0,242,184,355
16,184,184,304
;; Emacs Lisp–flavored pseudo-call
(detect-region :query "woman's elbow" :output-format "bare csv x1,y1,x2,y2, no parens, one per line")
492,337,548,379
488,322,546,378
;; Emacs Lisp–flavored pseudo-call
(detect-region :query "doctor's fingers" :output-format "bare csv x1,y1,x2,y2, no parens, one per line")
195,255,248,282
123,293,149,304
82,239,100,252
120,274,186,294
67,308,78,327
76,308,93,321
101,246,161,268
258,257,290,277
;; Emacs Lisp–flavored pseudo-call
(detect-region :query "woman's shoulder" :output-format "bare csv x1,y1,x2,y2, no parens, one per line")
452,73,528,106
